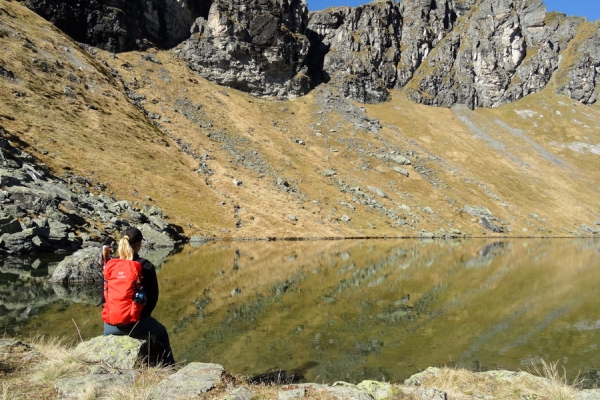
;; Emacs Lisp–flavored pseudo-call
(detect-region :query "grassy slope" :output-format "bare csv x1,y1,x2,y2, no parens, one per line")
0,0,599,241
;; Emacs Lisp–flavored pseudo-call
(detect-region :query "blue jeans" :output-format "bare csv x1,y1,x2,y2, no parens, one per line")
104,316,175,365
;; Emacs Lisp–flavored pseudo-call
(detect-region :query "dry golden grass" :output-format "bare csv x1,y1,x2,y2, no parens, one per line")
0,335,587,400
418,363,583,400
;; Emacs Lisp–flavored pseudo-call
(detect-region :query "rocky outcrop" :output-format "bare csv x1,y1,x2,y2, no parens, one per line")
307,0,593,108
405,0,582,108
557,24,600,104
0,133,184,255
307,2,402,103
18,0,209,52
175,0,311,98
49,247,102,283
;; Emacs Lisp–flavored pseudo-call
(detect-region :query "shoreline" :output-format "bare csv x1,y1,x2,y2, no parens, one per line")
1,335,597,400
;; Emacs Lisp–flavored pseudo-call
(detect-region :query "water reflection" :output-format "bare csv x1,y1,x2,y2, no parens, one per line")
2,239,600,386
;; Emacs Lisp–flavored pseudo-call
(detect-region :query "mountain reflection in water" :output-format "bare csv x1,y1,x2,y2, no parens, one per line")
2,239,600,387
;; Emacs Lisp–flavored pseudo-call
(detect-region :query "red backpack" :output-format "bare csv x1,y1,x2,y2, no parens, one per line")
102,258,144,325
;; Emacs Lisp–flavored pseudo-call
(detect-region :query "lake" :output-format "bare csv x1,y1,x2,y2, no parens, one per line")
1,238,599,387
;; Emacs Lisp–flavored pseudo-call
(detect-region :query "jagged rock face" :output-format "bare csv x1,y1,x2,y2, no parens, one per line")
406,0,578,108
395,0,477,88
308,0,597,108
557,25,600,104
306,0,477,104
19,0,209,52
307,2,402,103
175,0,311,98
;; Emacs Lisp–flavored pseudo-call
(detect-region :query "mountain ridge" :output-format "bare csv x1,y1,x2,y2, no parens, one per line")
18,0,600,108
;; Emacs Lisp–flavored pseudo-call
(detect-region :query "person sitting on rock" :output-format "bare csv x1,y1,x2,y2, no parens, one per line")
102,227,175,365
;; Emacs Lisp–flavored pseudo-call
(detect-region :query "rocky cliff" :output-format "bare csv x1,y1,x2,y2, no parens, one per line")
18,0,210,52
19,0,600,109
174,0,312,97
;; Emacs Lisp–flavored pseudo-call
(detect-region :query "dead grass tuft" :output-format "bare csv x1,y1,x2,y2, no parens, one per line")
527,359,583,400
418,363,582,400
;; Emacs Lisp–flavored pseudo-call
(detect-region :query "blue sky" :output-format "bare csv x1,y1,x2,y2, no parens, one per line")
308,0,600,21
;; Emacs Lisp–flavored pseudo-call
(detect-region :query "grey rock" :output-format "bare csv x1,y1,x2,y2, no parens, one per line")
340,214,351,222
389,154,411,166
124,208,146,224
278,387,306,400
0,229,41,253
276,177,290,187
142,205,164,218
49,247,102,283
176,0,310,98
288,214,297,222
46,208,73,225
404,366,441,386
322,169,337,177
149,215,169,231
0,167,27,186
0,216,23,234
480,217,504,233
580,225,599,235
357,381,393,399
576,389,600,400
557,25,600,104
463,205,494,218
138,224,175,248
190,235,210,244
76,335,146,369
367,186,387,198
0,65,15,80
308,2,402,103
392,166,409,177
48,220,71,242
2,204,26,218
107,200,131,214
21,0,206,52
222,386,254,400
150,362,224,399
55,372,137,400
399,387,447,400
326,382,375,399
6,186,57,213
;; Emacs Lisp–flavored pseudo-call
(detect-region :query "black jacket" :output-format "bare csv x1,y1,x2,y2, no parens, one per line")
134,254,159,318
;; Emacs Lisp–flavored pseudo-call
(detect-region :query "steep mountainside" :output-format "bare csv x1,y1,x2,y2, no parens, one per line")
0,0,598,253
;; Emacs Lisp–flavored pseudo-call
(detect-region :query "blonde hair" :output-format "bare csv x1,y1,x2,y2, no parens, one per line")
117,235,135,260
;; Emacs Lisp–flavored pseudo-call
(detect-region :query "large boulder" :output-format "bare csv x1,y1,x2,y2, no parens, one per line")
138,224,176,249
49,247,102,283
150,362,225,399
76,335,172,369
6,186,58,213
0,228,51,254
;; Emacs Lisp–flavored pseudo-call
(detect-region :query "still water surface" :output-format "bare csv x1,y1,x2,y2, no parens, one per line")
2,239,600,386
